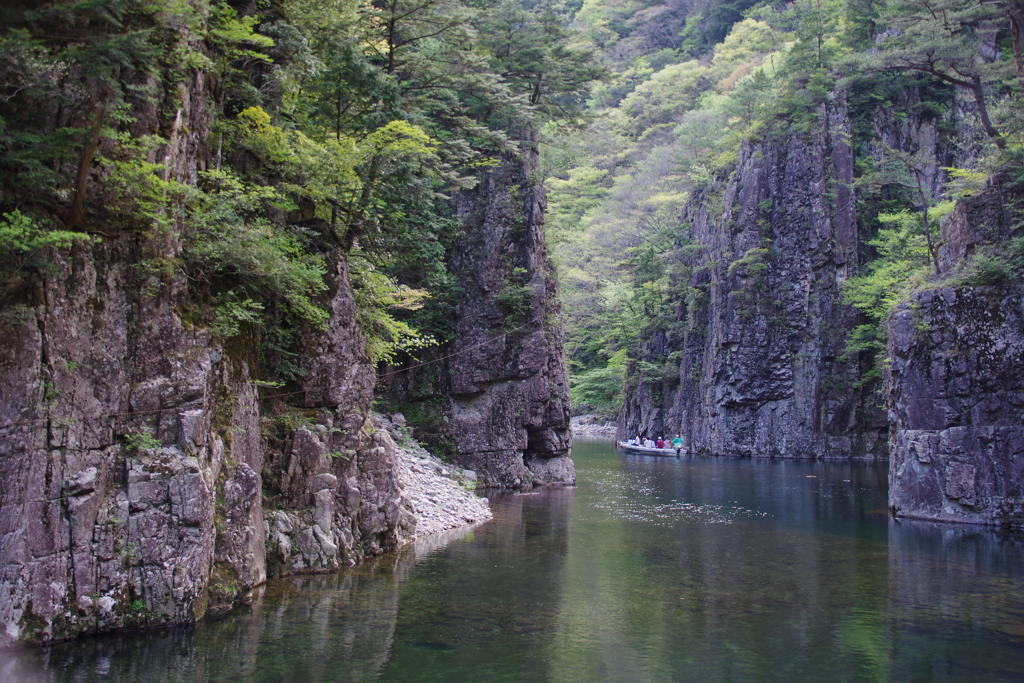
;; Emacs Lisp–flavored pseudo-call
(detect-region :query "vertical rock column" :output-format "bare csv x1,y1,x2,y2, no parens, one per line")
445,141,574,488
261,254,410,576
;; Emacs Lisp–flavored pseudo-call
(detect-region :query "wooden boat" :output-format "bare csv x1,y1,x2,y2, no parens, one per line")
617,441,686,456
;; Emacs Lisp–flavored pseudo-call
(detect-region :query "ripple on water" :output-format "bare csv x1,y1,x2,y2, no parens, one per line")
584,470,769,526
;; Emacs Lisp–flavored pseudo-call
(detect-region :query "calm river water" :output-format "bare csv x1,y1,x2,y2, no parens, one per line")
6,441,1024,682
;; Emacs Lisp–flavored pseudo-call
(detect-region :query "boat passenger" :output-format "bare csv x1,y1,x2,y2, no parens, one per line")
672,435,682,457
644,438,655,448
655,437,665,448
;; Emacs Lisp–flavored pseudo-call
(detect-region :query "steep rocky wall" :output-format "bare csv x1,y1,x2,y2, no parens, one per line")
0,233,414,645
887,286,1024,527
0,21,408,647
0,5,563,647
621,94,881,458
384,142,574,488
620,84,987,460
887,178,1024,528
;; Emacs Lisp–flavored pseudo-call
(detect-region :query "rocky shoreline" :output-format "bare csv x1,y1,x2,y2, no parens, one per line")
570,415,617,439
382,415,493,539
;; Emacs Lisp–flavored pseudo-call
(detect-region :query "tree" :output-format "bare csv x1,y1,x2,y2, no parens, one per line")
863,0,1012,148
858,145,945,275
477,0,606,125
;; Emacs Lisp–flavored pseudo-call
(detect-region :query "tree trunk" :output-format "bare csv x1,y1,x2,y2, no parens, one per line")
971,75,1004,148
913,169,940,276
68,98,108,229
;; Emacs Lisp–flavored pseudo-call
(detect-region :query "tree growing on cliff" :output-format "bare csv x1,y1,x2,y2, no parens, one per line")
857,0,1013,148
477,0,607,125
857,144,945,275
842,200,955,385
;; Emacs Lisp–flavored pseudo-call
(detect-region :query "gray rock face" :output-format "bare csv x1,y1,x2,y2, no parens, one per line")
620,85,989,461
385,142,574,488
887,176,1024,528
0,61,239,641
887,286,1024,527
0,232,412,645
449,147,573,487
0,87,559,650
621,94,884,458
0,237,225,643
937,177,1018,273
0,1,543,649
0,76,402,645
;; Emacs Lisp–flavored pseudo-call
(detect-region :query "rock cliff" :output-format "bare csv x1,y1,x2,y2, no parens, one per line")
887,177,1024,527
620,93,881,457
0,226,419,643
619,85,988,462
615,78,1023,526
384,141,574,489
0,9,562,648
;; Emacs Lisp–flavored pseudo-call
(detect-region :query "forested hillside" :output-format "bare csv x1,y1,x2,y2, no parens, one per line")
548,0,1023,421
546,0,1023,525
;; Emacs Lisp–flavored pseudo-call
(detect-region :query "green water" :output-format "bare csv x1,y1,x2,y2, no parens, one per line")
6,441,1024,682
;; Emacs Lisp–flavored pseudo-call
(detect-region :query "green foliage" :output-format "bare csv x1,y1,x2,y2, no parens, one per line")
350,255,436,364
547,7,791,398
845,0,1015,147
495,271,533,323
186,169,329,330
0,210,90,277
569,349,626,418
208,2,275,63
97,132,191,234
550,0,1024,418
545,165,609,238
960,237,1024,286
840,202,954,382
7,0,1021,434
727,246,771,278
209,293,265,339
478,0,607,125
124,429,161,453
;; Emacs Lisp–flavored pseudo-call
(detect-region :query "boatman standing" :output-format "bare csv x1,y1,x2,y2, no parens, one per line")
672,435,682,458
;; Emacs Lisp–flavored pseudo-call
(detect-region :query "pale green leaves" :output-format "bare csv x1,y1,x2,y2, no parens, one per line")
350,255,436,364
0,210,90,277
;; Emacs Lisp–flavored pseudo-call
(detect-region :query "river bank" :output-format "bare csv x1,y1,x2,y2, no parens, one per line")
570,415,616,439
381,414,493,538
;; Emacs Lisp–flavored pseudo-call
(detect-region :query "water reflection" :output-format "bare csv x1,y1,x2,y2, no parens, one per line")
375,488,575,681
886,518,1024,681
4,525,482,683
4,444,1023,682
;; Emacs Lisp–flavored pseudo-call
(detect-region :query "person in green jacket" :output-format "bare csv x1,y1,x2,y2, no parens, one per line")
672,435,683,458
